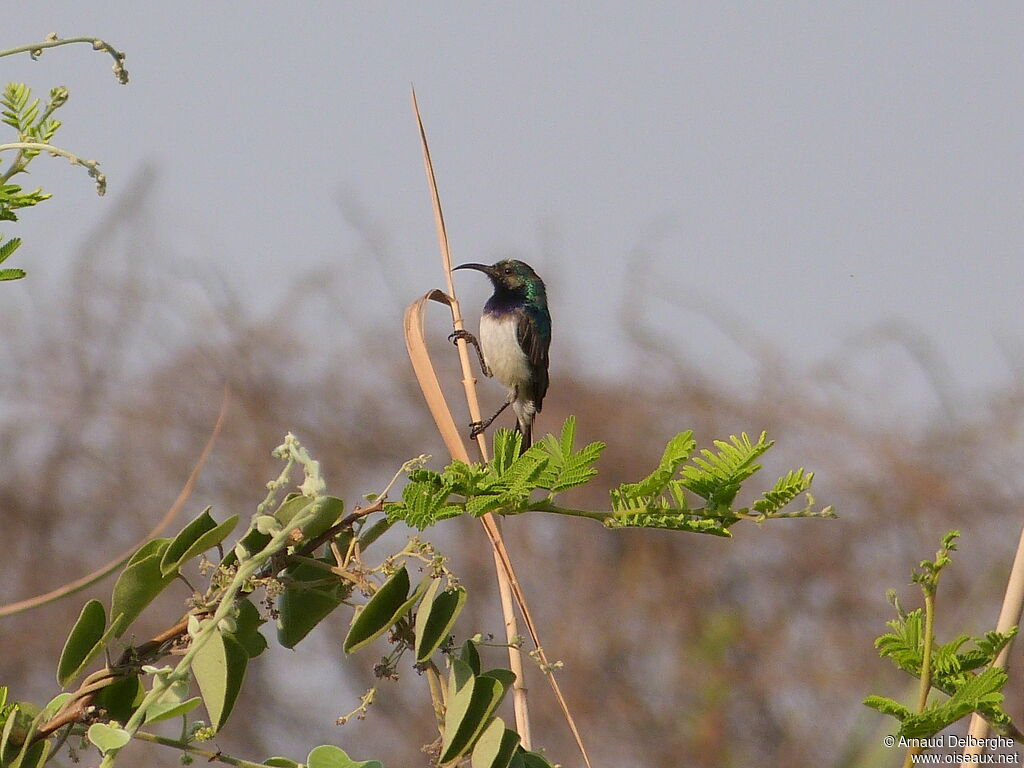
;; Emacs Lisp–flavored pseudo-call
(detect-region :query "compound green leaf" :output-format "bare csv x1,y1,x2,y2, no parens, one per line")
414,580,467,662
57,600,106,686
192,631,248,732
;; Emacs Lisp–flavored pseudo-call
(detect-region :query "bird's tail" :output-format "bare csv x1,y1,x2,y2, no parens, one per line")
515,419,532,453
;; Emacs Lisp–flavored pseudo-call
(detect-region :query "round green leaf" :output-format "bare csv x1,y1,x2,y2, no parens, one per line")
57,600,106,686
192,631,248,732
306,744,383,768
415,580,467,662
87,723,131,754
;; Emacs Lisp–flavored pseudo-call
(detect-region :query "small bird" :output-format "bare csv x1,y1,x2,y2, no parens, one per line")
450,259,551,448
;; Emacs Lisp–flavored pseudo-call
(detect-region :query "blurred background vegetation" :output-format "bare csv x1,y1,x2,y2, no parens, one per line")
1,171,1022,767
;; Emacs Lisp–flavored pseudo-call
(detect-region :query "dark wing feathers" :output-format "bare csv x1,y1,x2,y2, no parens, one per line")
515,307,550,411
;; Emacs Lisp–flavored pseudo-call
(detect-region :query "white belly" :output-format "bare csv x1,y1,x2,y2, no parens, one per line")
479,314,530,390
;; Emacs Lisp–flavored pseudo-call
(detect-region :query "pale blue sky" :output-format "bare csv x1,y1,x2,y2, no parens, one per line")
4,3,1022,409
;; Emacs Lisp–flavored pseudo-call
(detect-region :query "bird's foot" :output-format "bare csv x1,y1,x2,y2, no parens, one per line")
469,421,486,439
448,329,491,377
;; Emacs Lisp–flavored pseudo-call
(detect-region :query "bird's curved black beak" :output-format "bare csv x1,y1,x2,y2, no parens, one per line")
453,262,496,277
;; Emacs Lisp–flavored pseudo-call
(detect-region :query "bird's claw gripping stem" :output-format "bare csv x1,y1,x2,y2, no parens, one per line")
448,329,491,377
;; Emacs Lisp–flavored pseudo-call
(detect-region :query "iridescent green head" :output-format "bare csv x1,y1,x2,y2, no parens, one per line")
453,259,545,298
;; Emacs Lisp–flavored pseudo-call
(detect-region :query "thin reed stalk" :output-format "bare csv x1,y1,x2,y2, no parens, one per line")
404,89,592,767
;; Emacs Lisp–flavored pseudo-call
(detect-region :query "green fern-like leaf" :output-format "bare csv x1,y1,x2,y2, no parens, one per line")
604,511,732,537
388,479,460,530
874,610,924,676
0,236,21,265
0,236,24,280
492,428,523,474
612,431,695,508
752,469,812,514
899,667,1008,738
2,83,33,133
862,695,912,721
679,432,772,506
529,417,605,493
974,628,1018,663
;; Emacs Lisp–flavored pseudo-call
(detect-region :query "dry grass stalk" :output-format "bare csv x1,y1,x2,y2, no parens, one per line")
406,89,592,767
963,524,1024,757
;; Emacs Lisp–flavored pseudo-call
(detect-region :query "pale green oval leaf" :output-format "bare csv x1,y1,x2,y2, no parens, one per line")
471,717,520,768
276,495,344,540
87,723,131,754
143,696,201,724
111,546,176,638
262,759,301,768
57,600,106,686
276,560,345,649
441,673,509,765
415,581,467,663
344,565,417,654
192,631,248,732
306,744,383,768
161,508,239,576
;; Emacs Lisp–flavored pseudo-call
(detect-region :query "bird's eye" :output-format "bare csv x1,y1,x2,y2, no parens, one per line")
504,267,514,275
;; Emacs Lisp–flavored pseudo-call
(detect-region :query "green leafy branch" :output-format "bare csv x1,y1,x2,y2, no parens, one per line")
387,417,835,536
1,435,559,768
864,531,1023,763
0,33,127,281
